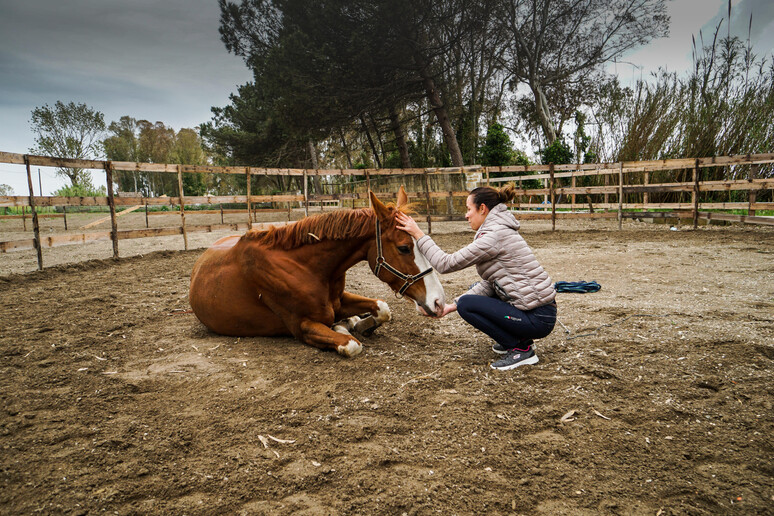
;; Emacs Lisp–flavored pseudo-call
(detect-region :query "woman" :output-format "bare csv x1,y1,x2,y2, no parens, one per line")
395,184,556,370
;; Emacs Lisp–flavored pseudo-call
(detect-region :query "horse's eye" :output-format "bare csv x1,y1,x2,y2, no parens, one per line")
397,245,411,255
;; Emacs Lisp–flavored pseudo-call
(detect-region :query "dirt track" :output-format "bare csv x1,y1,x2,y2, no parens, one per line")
1,218,773,514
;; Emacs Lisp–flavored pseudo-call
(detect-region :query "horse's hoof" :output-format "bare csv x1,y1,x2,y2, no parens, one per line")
333,316,361,334
375,300,391,323
337,339,362,357
354,316,378,336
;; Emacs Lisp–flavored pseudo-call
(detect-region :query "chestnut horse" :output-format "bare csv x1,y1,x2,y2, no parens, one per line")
189,188,445,357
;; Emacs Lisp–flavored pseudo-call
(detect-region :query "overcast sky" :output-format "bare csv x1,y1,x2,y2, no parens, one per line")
1,0,773,195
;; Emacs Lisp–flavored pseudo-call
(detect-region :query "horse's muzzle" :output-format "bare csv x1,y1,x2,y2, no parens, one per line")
416,301,443,318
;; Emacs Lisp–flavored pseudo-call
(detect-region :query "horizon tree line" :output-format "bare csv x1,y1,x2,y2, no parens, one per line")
22,0,773,198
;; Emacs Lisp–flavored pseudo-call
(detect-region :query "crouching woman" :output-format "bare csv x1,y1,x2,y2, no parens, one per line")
396,184,556,370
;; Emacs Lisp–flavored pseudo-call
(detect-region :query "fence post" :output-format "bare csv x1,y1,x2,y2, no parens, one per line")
24,155,43,270
104,161,119,259
571,169,576,210
424,170,433,235
303,170,309,217
145,201,149,228
618,161,624,230
692,159,700,229
549,163,556,231
643,171,650,207
246,168,253,230
444,170,453,218
319,171,324,212
21,205,27,231
748,164,759,216
62,205,68,230
177,164,188,250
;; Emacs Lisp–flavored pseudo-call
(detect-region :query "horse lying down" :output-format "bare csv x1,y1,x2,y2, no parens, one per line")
189,187,445,357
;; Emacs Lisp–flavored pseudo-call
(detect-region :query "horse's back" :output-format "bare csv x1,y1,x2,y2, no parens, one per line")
190,235,240,287
211,234,241,249
190,235,288,336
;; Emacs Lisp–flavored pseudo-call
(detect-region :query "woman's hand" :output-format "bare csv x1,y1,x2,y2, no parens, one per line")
395,212,425,240
439,303,457,318
417,302,457,318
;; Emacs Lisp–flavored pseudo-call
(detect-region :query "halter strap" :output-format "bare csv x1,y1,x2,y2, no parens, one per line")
373,219,434,297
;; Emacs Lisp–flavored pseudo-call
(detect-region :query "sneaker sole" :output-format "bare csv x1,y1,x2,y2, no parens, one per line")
490,355,539,371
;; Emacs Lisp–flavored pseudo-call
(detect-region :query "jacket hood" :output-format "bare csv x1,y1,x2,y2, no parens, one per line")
475,203,519,238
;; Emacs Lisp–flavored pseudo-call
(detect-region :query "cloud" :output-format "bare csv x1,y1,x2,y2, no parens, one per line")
0,0,251,147
614,0,773,82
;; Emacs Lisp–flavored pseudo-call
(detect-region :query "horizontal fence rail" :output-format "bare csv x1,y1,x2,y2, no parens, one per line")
1,151,772,271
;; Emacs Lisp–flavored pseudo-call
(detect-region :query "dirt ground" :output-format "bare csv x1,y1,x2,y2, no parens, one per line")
1,213,773,515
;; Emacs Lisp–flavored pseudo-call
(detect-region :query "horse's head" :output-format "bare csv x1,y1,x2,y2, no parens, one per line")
368,187,446,317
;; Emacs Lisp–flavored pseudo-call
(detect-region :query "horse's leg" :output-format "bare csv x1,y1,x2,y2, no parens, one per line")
334,292,392,336
336,292,391,322
298,319,363,357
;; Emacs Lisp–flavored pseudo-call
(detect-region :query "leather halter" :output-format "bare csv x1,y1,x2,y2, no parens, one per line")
373,219,434,297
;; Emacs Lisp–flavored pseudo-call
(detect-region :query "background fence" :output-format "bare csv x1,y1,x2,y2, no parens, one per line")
1,150,772,270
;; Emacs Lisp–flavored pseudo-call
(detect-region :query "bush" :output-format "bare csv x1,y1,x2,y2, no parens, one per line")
479,123,513,166
53,184,107,197
540,138,573,165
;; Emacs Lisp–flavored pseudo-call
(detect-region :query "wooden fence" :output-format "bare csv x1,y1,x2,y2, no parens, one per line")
1,151,772,271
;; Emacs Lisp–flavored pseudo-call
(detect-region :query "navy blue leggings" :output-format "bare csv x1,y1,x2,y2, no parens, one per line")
456,295,556,350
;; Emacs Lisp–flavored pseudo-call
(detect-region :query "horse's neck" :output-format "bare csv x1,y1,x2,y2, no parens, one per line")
314,211,376,274
320,232,374,278
258,221,374,278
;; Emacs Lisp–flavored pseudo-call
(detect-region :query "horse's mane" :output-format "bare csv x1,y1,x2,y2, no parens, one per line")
242,208,378,250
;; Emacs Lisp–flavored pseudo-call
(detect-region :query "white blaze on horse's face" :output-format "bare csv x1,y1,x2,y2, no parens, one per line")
411,238,445,317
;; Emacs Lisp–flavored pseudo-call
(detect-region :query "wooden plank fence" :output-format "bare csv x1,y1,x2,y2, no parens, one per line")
1,151,772,270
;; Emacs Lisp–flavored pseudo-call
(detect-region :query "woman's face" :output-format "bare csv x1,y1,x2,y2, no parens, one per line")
465,195,488,231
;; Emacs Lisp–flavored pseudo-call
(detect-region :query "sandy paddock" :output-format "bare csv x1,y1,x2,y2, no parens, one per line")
1,213,773,514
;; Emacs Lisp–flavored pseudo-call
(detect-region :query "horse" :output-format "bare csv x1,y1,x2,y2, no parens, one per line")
189,187,445,357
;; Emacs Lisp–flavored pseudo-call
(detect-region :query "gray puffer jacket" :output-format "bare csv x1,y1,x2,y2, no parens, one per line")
416,203,555,311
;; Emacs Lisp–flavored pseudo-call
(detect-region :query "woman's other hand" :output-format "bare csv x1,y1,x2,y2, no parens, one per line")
417,302,457,318
395,212,425,240
439,303,457,318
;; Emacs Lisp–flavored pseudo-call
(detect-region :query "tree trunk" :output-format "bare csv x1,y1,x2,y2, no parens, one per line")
389,107,412,169
339,128,353,168
360,115,382,168
530,82,557,144
368,113,386,163
65,169,81,187
308,139,323,194
416,53,464,167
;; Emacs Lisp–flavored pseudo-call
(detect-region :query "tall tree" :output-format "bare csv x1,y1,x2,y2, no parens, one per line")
105,120,211,196
29,101,106,188
103,116,142,193
217,0,497,167
499,0,669,145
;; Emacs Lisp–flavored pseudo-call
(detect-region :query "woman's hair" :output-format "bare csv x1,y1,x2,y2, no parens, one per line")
469,183,516,210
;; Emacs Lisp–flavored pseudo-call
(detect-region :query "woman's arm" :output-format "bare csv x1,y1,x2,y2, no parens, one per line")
396,211,497,274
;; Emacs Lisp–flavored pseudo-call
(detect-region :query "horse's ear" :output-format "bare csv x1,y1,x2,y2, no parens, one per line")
397,185,408,208
369,190,389,219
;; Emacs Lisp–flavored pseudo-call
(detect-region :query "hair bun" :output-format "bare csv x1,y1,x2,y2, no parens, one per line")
498,183,516,203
